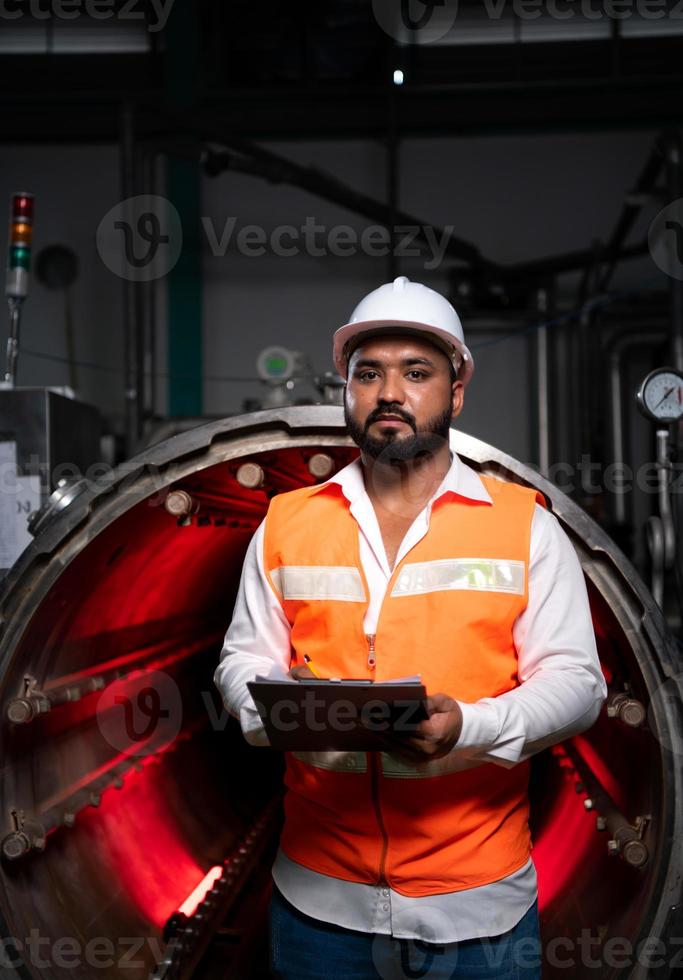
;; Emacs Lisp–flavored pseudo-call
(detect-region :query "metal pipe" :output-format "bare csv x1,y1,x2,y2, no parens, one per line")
386,88,399,281
576,306,592,478
144,148,157,419
490,240,649,280
655,427,676,569
648,428,677,607
665,132,683,372
204,140,493,271
607,331,667,525
4,298,21,386
599,135,665,292
148,288,157,420
203,138,652,281
120,103,141,457
535,288,550,477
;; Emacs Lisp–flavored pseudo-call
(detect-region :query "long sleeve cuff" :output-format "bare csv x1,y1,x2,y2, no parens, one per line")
214,657,272,747
456,699,527,764
453,665,607,769
239,705,271,747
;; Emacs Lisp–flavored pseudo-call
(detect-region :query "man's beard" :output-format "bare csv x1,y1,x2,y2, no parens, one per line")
344,400,453,462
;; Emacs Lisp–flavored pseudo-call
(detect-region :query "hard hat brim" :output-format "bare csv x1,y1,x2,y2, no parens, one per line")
333,319,474,386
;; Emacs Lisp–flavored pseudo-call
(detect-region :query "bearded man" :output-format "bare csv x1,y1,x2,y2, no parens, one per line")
214,276,606,979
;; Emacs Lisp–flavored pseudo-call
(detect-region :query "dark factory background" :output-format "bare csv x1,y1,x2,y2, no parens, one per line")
2,2,683,577
0,3,683,980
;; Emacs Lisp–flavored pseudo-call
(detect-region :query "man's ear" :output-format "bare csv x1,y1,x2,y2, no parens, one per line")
451,380,465,419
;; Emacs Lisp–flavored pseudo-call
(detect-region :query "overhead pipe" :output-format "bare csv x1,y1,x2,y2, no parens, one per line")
202,141,491,271
201,137,652,282
599,135,666,293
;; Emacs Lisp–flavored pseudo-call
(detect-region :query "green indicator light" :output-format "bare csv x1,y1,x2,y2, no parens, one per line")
266,356,287,376
9,244,31,270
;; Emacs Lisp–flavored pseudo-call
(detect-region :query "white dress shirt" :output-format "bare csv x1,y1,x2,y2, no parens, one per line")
214,447,607,943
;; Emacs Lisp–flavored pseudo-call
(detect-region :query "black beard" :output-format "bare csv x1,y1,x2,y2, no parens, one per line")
344,401,453,462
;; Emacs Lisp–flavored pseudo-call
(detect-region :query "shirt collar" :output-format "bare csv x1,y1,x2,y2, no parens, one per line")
315,434,492,507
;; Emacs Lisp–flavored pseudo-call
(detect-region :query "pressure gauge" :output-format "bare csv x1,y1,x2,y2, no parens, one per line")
636,367,683,423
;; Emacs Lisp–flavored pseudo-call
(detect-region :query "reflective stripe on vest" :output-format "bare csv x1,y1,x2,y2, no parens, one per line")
292,749,484,778
292,750,368,773
391,558,525,597
271,565,366,602
271,559,524,602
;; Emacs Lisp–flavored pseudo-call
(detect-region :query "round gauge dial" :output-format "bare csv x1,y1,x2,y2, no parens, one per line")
636,367,683,423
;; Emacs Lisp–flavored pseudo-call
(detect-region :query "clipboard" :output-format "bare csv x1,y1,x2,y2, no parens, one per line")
247,677,429,751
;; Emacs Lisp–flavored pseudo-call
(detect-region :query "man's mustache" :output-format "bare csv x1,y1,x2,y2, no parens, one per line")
365,407,416,431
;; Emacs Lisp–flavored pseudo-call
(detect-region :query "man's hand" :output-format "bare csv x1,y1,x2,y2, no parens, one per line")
382,693,463,762
288,664,316,681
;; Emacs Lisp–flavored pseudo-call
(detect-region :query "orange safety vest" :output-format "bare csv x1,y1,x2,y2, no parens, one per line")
263,469,545,897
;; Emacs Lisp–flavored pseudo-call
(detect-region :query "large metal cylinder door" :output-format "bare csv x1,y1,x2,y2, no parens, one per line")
0,406,680,980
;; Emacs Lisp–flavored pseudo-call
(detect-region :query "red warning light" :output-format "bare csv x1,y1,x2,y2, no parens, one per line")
12,193,34,222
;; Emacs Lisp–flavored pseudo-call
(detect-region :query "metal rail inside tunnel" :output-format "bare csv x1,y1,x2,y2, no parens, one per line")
0,405,681,980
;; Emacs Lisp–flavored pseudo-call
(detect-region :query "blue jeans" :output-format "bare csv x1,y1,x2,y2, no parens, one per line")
269,885,542,979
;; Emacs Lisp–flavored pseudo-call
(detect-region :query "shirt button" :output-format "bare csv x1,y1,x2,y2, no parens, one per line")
382,889,389,897
382,903,389,912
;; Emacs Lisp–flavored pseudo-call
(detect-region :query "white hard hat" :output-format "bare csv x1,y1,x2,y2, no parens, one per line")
333,276,474,386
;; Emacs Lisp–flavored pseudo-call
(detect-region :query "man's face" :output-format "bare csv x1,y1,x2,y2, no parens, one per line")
343,335,464,462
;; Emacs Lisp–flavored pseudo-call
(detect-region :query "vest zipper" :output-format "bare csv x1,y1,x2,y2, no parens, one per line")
369,753,389,884
366,633,376,671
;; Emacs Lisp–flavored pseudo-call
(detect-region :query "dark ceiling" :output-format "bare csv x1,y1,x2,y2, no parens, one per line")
1,0,683,141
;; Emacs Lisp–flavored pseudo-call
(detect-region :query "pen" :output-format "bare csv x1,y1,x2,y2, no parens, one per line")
303,654,321,678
